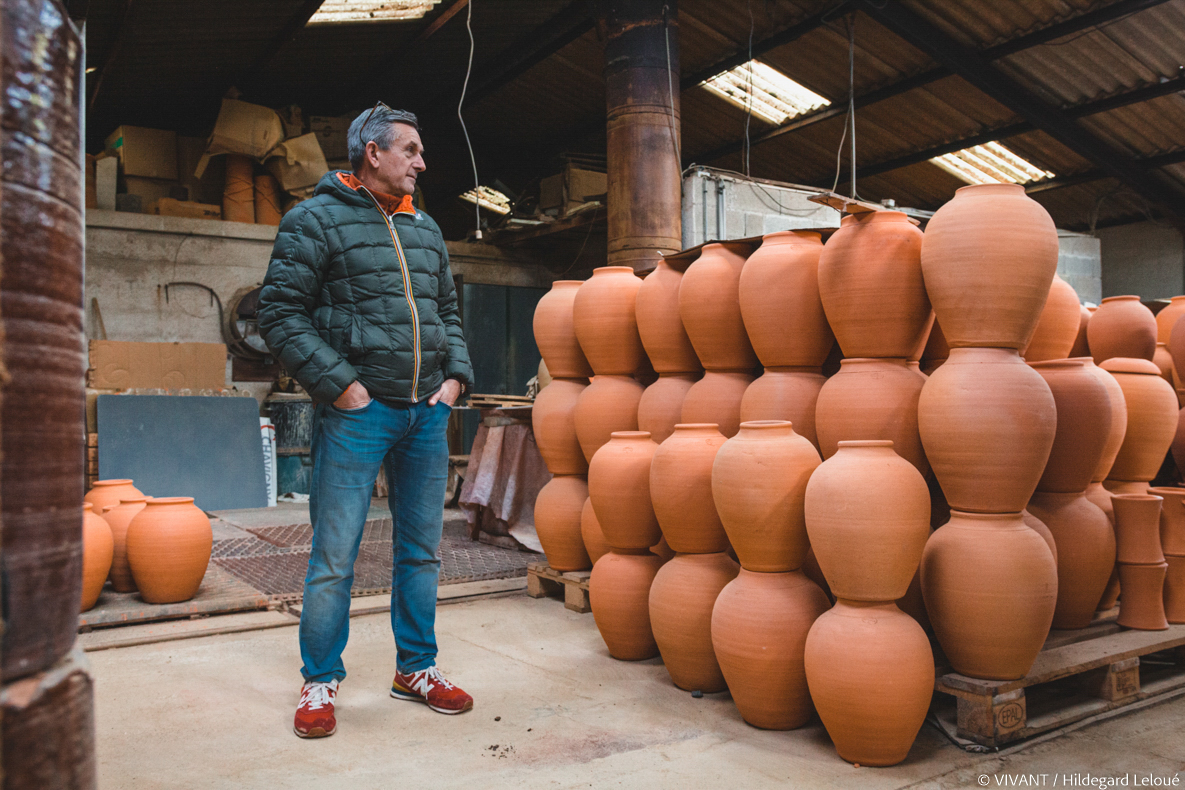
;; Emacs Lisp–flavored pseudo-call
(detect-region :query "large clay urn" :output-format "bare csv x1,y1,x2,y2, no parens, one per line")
1023,275,1081,363
1170,314,1185,396
1027,492,1114,629
636,258,701,373
85,478,143,515
650,424,729,553
920,319,950,374
712,569,829,729
81,503,114,612
739,367,825,450
102,495,149,592
580,498,610,565
678,242,757,370
638,373,698,445
126,497,214,604
1070,305,1091,358
533,280,593,378
532,377,589,475
534,475,592,571
738,230,834,367
1089,296,1157,364
1150,486,1185,557
588,432,660,552
919,348,1056,513
818,211,928,358
1085,360,1128,520
711,421,821,572
1031,359,1112,493
921,183,1058,349
572,266,644,375
1101,358,1178,484
1154,343,1175,385
648,552,739,692
573,375,644,462
1157,296,1185,343
589,551,662,660
921,511,1057,680
816,358,927,476
680,370,753,438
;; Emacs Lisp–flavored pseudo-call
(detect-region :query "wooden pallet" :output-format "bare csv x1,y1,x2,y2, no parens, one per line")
526,562,591,613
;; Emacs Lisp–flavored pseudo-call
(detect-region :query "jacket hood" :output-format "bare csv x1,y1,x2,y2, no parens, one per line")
313,170,372,207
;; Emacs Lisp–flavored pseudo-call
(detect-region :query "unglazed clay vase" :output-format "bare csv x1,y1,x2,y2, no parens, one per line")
738,230,834,367
102,495,149,593
1174,413,1185,475
804,600,934,766
1101,358,1178,484
680,370,753,439
1022,509,1059,567
85,478,144,515
818,211,928,358
1149,486,1185,556
805,441,930,601
711,421,821,572
922,183,1058,349
921,511,1057,680
1117,562,1169,630
711,569,829,729
81,503,114,612
580,498,610,564
739,367,825,450
649,552,739,692
1085,360,1128,487
535,476,592,571
589,551,662,660
678,242,758,370
532,377,590,475
919,348,1056,513
920,319,950,373
1112,493,1166,565
572,266,645,375
1089,296,1157,364
573,374,644,462
1031,359,1112,493
635,259,701,373
1154,343,1175,385
1023,275,1081,363
125,497,213,604
1027,492,1114,629
651,535,675,563
533,280,593,378
638,373,698,445
1171,314,1185,395
650,424,729,553
815,358,928,476
1165,556,1185,624
1157,296,1185,343
1071,305,1091,358
588,432,660,552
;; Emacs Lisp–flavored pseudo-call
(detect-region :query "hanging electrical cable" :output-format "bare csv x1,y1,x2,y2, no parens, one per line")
743,0,755,176
662,4,680,165
458,0,482,239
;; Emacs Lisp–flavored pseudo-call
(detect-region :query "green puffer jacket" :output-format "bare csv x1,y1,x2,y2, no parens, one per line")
258,171,473,405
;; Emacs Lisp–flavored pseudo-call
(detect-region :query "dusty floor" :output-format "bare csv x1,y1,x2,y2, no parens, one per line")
91,593,1185,789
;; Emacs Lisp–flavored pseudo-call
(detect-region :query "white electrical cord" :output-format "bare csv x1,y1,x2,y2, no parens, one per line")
458,0,481,239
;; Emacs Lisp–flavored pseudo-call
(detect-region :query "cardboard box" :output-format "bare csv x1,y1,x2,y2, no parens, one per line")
87,340,228,391
196,98,286,177
539,166,607,214
266,133,328,191
151,197,221,221
104,125,178,180
177,136,225,205
539,173,564,212
309,115,350,161
95,155,118,210
123,176,182,212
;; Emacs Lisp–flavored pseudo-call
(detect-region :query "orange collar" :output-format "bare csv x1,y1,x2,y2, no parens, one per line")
337,172,416,216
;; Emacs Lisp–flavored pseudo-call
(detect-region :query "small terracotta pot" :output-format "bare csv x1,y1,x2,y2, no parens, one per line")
1023,275,1082,363
101,496,150,592
532,377,590,475
1149,486,1185,556
1112,493,1166,565
1070,304,1091,358
649,424,729,553
533,280,593,378
125,497,213,604
679,242,757,370
1101,358,1179,483
1022,509,1059,566
580,497,610,565
572,267,645,375
1088,296,1157,364
81,503,114,612
1117,562,1169,630
588,432,660,552
1027,492,1114,629
1154,343,1175,385
739,367,825,450
535,476,592,571
1157,296,1185,343
680,370,754,439
1164,555,1185,624
1084,360,1128,484
636,259,702,373
589,551,662,660
1031,358,1112,493
649,552,739,692
573,374,644,462
638,373,698,445
711,569,830,729
85,479,144,515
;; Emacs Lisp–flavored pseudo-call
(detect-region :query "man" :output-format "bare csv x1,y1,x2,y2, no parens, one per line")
258,105,475,739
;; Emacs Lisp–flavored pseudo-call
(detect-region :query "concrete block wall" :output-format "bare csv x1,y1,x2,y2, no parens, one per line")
1098,220,1185,300
681,168,841,247
1057,230,1103,306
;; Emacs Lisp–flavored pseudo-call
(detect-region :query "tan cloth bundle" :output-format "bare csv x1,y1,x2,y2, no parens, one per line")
253,174,283,225
222,154,255,223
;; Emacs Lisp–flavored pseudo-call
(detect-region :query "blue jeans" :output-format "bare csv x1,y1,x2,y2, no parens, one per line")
299,397,451,682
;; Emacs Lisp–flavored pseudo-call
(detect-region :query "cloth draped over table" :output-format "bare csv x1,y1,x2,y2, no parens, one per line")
459,421,549,553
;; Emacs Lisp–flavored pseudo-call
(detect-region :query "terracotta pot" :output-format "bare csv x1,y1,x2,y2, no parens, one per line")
1117,561,1169,630
1027,492,1114,629
588,432,660,552
804,600,934,767
1165,556,1185,624
580,497,610,565
1089,296,1157,364
101,495,149,593
818,211,928,358
1070,304,1091,358
1105,480,1149,496
1085,482,1115,526
921,318,950,369
1158,296,1185,343
649,552,739,692
739,367,825,450
1031,359,1112,493
589,551,662,660
651,535,675,563
85,478,144,515
535,476,592,571
1154,343,1175,385
1021,509,1059,567
739,230,834,367
678,242,757,370
533,280,593,378
711,569,829,729
679,370,753,439
910,312,936,363
1098,569,1121,612
638,373,698,445
1084,360,1128,484
532,377,590,475
922,183,1058,349
1149,486,1185,556
1112,493,1165,565
80,503,114,612
1101,358,1179,483
636,259,702,373
805,440,930,600
573,375,644,462
815,358,928,477
1023,275,1082,363
126,497,213,604
572,266,645,375
896,569,931,631
712,421,821,572
802,546,832,601
1170,313,1185,393
650,424,729,553
921,511,1057,680
1173,408,1185,472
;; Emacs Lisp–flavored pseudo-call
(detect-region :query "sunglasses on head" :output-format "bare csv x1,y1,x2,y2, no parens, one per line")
362,101,419,131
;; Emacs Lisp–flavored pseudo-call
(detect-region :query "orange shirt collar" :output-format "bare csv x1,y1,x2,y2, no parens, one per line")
338,172,415,215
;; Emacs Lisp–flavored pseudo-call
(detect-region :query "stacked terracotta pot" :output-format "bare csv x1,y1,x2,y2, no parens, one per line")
1112,493,1170,630
1152,486,1185,624
636,256,703,445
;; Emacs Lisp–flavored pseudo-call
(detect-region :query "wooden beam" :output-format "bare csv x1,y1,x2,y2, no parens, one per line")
1025,148,1185,195
86,0,136,112
413,0,468,43
239,0,326,89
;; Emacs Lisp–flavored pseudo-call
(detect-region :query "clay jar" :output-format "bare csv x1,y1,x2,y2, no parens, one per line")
1101,358,1178,484
739,367,825,450
1165,557,1185,624
1154,343,1175,385
1085,360,1128,502
678,242,758,370
921,511,1057,680
921,319,950,374
1171,315,1185,395
573,375,644,462
1089,296,1157,364
532,377,589,475
805,441,930,601
81,503,114,612
711,569,829,729
85,478,144,515
125,497,213,604
815,358,928,477
1149,487,1185,556
1118,562,1169,630
102,495,149,592
1027,492,1115,629
588,432,660,552
1112,493,1166,565
919,348,1056,513
1031,359,1112,493
636,259,701,373
738,230,834,367
648,552,739,692
711,421,821,572
589,551,662,660
637,373,697,445
533,280,593,378
649,424,729,553
1071,305,1091,358
534,476,592,572
1023,275,1082,363
804,601,934,766
580,498,610,565
1157,296,1185,343
572,266,645,375
680,370,754,439
921,183,1059,349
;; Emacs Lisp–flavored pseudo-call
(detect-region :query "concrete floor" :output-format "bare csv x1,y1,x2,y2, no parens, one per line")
92,593,1185,789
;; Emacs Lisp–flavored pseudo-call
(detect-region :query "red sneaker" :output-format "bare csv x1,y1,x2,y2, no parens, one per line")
391,666,473,715
294,679,339,738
